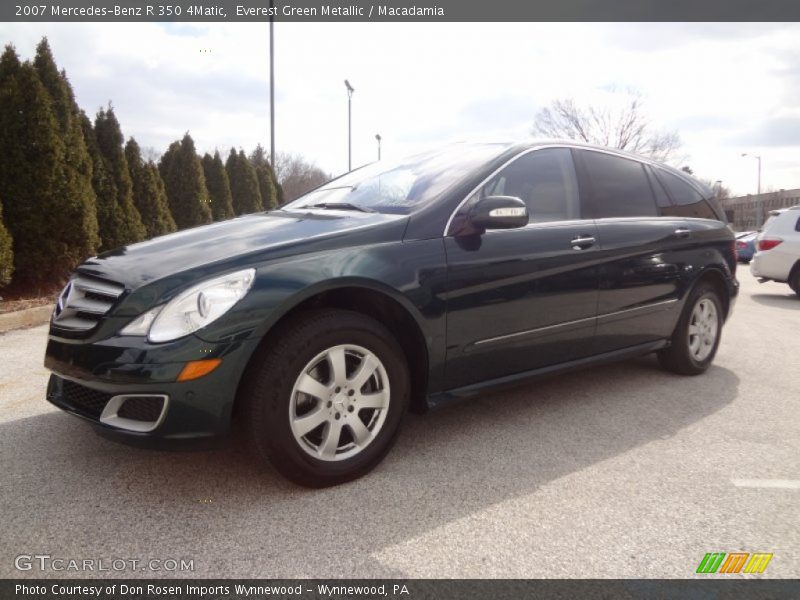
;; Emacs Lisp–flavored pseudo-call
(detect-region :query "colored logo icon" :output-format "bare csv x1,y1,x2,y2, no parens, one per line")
696,552,773,574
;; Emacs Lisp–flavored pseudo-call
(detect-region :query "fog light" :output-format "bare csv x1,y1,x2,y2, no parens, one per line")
178,358,222,382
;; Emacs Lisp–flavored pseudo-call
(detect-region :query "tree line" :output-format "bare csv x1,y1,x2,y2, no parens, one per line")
0,38,331,294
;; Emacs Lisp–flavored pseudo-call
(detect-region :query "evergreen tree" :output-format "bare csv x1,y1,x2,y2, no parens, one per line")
159,134,212,229
125,137,176,238
250,144,278,210
0,48,91,286
226,148,263,215
202,151,235,221
33,39,72,131
81,111,126,252
0,201,13,287
94,107,146,247
33,38,99,262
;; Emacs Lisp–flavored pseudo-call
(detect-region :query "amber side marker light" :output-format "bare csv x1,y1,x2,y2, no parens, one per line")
178,358,222,382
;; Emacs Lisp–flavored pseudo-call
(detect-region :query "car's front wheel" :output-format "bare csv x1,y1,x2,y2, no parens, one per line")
241,309,409,487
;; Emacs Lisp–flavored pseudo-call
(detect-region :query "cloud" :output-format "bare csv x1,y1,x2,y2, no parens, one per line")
732,116,800,147
1,21,799,195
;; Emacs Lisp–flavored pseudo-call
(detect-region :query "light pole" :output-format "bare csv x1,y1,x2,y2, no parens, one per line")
375,134,381,160
345,80,354,171
269,0,275,167
741,153,763,227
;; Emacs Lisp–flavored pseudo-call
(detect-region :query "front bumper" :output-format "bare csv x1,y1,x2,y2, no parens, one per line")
45,332,261,440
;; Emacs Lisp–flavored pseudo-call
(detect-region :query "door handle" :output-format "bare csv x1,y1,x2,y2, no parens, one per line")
673,227,691,239
570,235,596,250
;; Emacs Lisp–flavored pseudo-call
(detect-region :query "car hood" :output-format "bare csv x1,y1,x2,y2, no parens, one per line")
77,210,407,290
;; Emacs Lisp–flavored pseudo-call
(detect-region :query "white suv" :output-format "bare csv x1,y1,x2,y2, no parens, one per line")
750,206,800,296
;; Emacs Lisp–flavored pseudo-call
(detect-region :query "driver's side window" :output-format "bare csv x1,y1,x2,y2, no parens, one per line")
481,148,580,223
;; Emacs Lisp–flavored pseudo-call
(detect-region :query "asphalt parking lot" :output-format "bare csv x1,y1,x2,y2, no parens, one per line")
1,270,798,579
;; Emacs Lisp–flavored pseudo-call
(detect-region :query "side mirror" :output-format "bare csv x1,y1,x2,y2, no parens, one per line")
469,196,528,230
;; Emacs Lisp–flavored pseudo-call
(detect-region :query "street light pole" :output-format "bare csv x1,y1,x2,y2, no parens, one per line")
269,0,275,167
375,134,381,160
742,153,763,227
344,80,354,171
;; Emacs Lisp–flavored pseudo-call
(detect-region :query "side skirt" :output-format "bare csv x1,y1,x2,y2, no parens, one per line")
426,339,669,409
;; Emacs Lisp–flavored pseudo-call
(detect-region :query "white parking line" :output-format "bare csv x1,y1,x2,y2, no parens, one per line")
731,479,800,489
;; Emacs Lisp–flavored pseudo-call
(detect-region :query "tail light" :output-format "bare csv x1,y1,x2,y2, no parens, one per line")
758,238,783,252
736,241,747,249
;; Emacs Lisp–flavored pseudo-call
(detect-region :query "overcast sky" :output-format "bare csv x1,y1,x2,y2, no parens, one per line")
2,21,799,195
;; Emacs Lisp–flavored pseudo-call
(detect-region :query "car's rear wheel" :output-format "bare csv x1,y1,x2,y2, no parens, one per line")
789,264,800,297
658,283,723,375
241,309,409,487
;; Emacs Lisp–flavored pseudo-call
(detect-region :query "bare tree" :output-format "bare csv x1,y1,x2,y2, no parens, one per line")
140,146,162,163
273,152,331,203
532,93,682,163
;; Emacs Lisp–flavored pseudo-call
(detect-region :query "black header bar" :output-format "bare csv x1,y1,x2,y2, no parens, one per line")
4,0,800,22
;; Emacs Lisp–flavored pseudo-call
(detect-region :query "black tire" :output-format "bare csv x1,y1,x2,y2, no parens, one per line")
658,283,724,376
789,265,800,297
241,309,409,487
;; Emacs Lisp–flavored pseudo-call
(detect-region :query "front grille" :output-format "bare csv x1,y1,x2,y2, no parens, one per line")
61,380,112,418
117,396,165,422
52,274,125,332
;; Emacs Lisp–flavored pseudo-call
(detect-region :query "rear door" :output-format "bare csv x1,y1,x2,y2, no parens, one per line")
443,147,600,390
653,166,737,271
575,149,690,353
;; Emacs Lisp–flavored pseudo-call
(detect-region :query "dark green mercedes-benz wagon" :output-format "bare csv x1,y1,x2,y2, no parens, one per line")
45,142,738,486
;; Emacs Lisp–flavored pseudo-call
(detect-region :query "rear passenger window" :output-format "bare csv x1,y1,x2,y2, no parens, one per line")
795,216,800,232
581,151,657,218
658,170,718,220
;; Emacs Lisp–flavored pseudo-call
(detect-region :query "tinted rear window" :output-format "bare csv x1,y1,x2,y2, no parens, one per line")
658,170,719,220
581,151,657,218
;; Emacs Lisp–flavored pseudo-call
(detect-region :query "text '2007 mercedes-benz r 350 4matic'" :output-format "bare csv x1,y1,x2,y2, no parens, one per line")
45,142,738,486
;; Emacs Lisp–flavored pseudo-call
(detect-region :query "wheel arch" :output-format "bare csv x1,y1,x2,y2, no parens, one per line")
690,266,732,320
235,280,432,417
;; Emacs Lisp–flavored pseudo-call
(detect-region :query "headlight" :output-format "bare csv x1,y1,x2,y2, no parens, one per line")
120,269,255,343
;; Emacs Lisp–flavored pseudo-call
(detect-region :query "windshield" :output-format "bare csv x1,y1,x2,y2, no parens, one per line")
283,143,511,214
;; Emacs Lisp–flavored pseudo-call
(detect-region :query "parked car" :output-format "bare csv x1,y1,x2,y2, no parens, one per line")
750,206,800,296
44,142,738,486
736,232,758,263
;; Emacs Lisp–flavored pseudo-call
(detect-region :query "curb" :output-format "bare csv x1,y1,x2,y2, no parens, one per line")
0,304,54,334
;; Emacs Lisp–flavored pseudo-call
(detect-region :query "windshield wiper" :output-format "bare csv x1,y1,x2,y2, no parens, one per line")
307,202,375,213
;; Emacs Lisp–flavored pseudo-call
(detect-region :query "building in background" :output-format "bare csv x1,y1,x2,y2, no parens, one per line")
721,189,800,231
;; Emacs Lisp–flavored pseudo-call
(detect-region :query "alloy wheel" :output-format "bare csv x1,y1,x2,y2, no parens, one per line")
289,344,391,461
687,298,718,362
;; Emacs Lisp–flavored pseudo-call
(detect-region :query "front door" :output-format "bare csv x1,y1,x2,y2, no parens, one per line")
443,147,599,390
